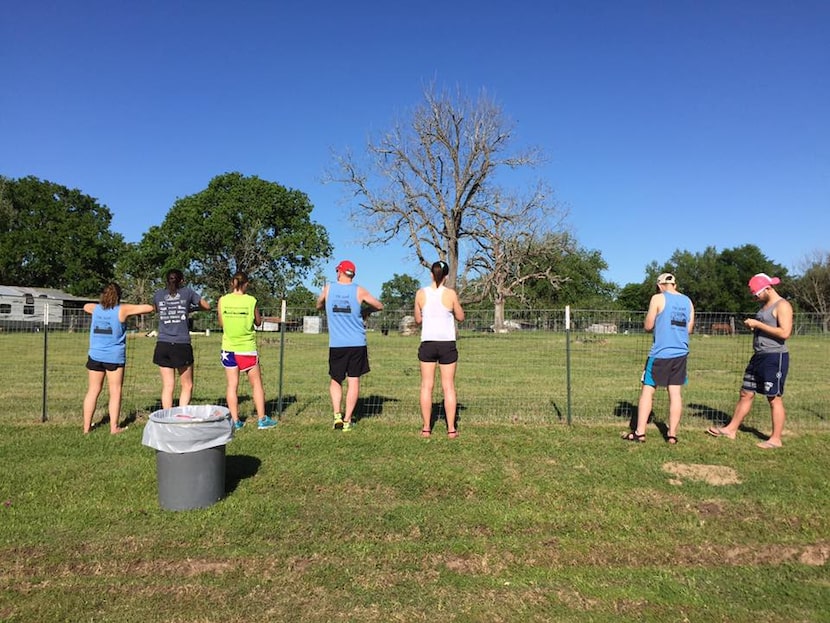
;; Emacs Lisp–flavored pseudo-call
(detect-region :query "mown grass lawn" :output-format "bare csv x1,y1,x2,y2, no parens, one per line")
1,416,828,622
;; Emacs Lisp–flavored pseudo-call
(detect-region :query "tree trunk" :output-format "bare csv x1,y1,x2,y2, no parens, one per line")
493,294,506,333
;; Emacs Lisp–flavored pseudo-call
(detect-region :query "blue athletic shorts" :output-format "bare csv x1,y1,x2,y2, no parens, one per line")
642,355,688,387
742,352,789,397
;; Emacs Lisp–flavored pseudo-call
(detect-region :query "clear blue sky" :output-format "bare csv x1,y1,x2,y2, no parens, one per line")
2,1,828,296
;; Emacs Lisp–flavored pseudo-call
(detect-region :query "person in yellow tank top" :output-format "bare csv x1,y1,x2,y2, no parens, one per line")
218,272,276,430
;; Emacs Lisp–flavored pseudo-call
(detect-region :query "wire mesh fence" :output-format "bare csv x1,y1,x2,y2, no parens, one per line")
4,307,828,431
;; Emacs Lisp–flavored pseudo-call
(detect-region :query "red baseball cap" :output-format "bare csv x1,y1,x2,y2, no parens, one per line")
336,260,356,276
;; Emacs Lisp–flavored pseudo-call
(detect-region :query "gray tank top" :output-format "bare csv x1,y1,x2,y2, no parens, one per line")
753,299,788,354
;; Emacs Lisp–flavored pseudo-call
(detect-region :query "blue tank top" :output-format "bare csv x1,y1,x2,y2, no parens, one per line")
649,292,692,359
88,305,127,364
325,282,366,347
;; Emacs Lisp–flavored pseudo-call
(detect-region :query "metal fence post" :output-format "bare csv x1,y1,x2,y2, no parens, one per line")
42,303,49,422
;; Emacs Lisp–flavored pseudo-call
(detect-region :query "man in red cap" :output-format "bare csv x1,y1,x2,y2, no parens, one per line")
707,273,792,448
316,260,384,431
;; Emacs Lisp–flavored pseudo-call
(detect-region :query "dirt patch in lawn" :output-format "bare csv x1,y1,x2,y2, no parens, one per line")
662,461,742,486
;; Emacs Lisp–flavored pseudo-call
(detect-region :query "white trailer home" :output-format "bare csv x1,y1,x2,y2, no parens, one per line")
0,285,93,330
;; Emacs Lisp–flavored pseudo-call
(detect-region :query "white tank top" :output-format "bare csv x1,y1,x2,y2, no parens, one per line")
420,286,456,341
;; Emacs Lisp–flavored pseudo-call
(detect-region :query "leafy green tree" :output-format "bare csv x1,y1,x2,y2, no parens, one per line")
622,244,789,312
283,284,317,310
0,176,124,295
380,273,420,312
616,281,653,311
115,227,172,304
142,172,332,301
515,235,617,308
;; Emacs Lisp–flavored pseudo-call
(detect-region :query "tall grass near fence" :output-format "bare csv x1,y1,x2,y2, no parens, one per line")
3,308,828,431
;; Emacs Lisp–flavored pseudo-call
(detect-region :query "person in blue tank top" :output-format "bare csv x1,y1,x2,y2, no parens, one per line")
316,260,383,431
623,273,695,444
83,283,154,434
707,273,792,449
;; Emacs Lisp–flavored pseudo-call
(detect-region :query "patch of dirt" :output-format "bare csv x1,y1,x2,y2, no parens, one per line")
432,551,513,576
696,500,724,516
677,543,830,567
662,461,742,486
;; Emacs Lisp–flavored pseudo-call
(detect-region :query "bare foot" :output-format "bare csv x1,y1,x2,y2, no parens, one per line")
110,427,128,435
757,440,782,449
706,427,736,440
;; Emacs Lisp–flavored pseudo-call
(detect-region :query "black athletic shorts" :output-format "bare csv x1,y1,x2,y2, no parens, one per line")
86,357,124,372
418,341,459,365
153,342,195,369
328,346,370,383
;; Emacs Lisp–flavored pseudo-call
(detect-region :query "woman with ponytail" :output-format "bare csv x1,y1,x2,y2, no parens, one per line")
414,260,465,438
83,283,154,434
218,271,276,430
152,269,211,409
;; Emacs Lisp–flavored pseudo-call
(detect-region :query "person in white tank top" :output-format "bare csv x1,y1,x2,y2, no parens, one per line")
414,261,465,438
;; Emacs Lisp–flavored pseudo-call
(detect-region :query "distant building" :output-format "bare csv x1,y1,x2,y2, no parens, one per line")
0,285,95,330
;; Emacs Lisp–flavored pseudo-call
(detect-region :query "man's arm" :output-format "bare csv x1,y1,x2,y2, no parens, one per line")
358,287,384,312
687,301,695,334
315,284,329,310
643,294,662,332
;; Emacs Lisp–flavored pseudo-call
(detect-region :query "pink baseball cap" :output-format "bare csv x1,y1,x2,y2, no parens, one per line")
336,260,356,277
748,273,780,296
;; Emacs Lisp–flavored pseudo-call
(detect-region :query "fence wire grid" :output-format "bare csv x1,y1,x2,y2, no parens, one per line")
4,307,828,431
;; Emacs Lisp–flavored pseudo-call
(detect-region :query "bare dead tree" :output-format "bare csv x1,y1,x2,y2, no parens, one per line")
329,85,556,290
460,189,570,331
792,250,830,333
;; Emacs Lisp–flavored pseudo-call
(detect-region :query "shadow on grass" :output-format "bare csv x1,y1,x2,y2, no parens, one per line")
614,399,769,441
687,402,767,439
614,400,639,430
225,454,261,495
268,394,297,418
354,394,399,423
424,401,468,433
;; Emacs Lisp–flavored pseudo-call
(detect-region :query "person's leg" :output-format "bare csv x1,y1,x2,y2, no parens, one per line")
329,379,343,415
666,384,683,441
178,364,194,407
159,367,177,409
420,361,437,432
83,370,105,433
760,396,786,448
247,365,266,421
225,366,240,422
630,384,654,438
105,367,126,433
718,390,755,438
439,362,458,434
344,376,360,423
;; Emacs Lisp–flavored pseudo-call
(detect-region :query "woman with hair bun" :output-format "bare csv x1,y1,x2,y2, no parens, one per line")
82,283,154,434
414,260,465,438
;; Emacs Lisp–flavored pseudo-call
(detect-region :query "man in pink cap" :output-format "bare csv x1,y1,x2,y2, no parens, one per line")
707,273,792,448
316,260,384,431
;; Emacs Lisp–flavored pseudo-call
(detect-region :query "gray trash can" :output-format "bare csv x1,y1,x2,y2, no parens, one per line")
142,405,233,511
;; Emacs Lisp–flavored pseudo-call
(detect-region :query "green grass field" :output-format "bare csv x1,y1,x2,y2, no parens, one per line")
1,331,828,621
